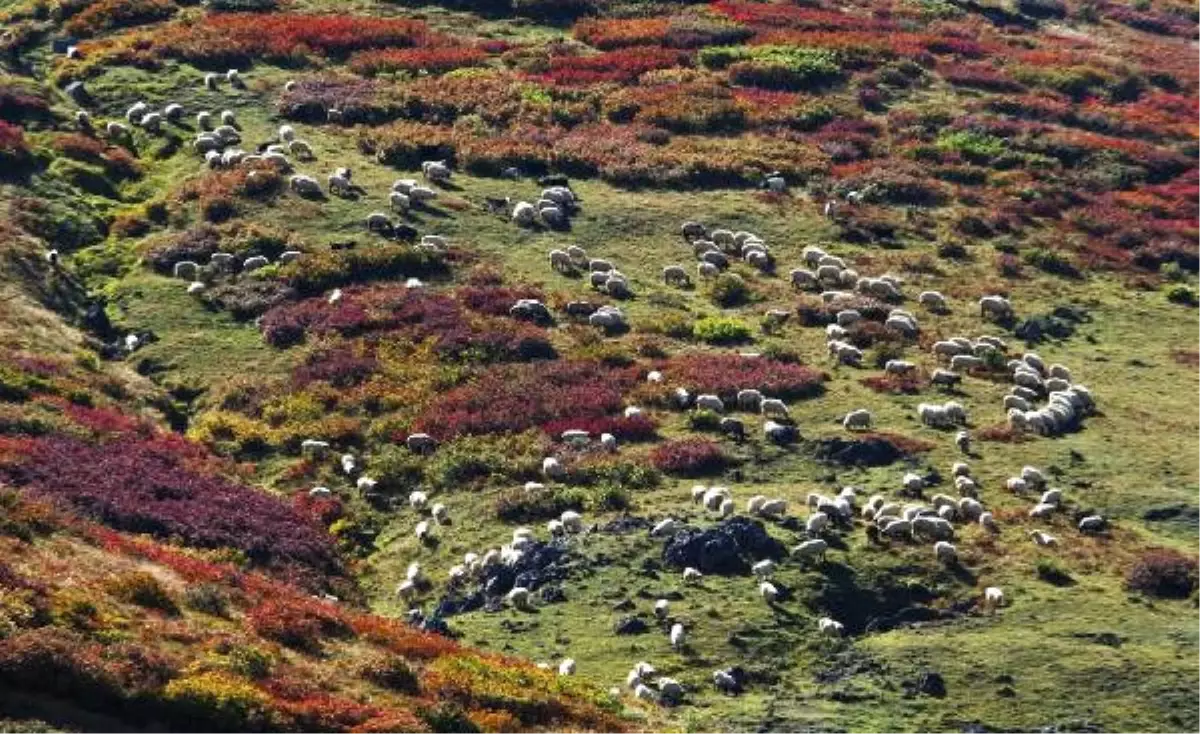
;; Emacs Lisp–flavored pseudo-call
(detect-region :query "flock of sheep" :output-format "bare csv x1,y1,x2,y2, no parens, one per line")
60,57,1111,709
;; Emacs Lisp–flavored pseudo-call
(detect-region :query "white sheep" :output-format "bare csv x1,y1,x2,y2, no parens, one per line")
792,538,828,563
759,581,778,603
415,520,431,542
507,586,532,610
682,567,703,584
752,560,776,579
818,617,844,637
934,541,957,564
1029,530,1058,547
761,398,789,419
842,408,871,431
655,599,669,619
983,586,1004,611
670,622,685,649
1078,515,1106,533
651,518,679,538
558,659,576,676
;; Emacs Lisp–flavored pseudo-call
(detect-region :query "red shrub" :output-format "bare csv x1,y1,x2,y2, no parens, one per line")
539,48,691,85
2,435,337,575
412,361,641,441
348,46,488,76
1126,549,1197,598
292,347,378,388
65,0,176,38
158,13,435,66
0,628,122,707
649,439,729,476
293,492,344,527
0,121,30,167
860,374,926,395
664,354,824,402
0,82,50,123
574,18,669,49
276,694,380,731
455,285,545,317
247,597,355,652
540,415,658,442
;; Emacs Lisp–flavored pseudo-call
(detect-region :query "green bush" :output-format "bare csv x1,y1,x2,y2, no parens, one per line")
693,315,751,344
427,432,545,489
106,571,179,615
1036,558,1075,586
494,486,587,523
1023,247,1082,278
360,655,420,693
688,409,722,432
703,45,843,91
369,446,426,495
935,131,1007,164
710,272,748,307
1167,284,1198,306
183,584,231,618
161,671,274,731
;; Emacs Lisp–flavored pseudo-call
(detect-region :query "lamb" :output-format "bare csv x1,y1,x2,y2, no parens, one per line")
670,623,685,649
843,408,872,431
792,538,828,563
759,581,778,603
934,541,957,564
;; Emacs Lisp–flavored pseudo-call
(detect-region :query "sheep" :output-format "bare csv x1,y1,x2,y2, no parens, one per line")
415,520,432,542
669,622,685,649
542,456,565,479
658,678,684,704
683,567,703,583
752,560,776,579
759,498,788,518
759,581,779,604
289,174,321,197
979,512,998,532
934,541,957,564
681,221,706,240
695,394,724,413
930,369,962,389
955,476,978,496
105,121,131,140
651,518,679,538
430,503,449,525
913,515,954,540
792,538,828,564
884,359,915,376
761,398,789,419
713,669,739,694
655,599,670,619
919,291,947,312
902,473,924,493
950,354,984,372
958,497,984,521
560,510,583,533
1029,530,1058,547
806,512,829,537
841,408,872,432
339,453,356,475
1021,466,1047,488
361,212,396,235
979,295,1013,320
507,586,532,610
764,420,797,444
818,617,844,637
1078,515,1106,533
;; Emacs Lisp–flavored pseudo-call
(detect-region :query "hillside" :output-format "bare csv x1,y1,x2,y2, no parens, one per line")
0,0,1197,731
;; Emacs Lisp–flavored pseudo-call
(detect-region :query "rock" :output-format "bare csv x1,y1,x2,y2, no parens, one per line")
903,670,946,698
540,585,566,604
661,517,786,575
603,516,653,534
613,616,649,635
812,437,905,467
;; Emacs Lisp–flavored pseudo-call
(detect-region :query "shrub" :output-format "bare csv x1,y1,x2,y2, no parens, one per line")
494,486,586,523
247,597,354,653
1126,549,1197,598
145,225,221,275
0,629,122,708
1036,557,1075,586
360,655,420,693
65,0,177,38
1166,285,1198,306
1023,248,1082,278
349,46,488,76
161,671,274,731
183,583,231,617
2,435,337,576
650,439,728,476
693,315,751,344
665,354,824,402
710,272,748,307
106,571,179,615
996,253,1024,278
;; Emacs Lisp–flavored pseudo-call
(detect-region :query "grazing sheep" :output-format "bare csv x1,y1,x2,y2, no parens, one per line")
1021,466,1047,487
763,420,796,444
979,512,998,532
806,512,829,537
658,678,684,704
884,359,915,375
683,567,703,583
792,538,828,563
902,473,924,493
983,586,1005,611
651,518,679,538
761,398,789,419
759,581,778,603
415,520,432,542
695,394,724,413
1029,530,1058,547
934,541,957,564
840,408,871,432
542,456,564,479
655,599,669,619
955,430,971,454
1078,515,1106,533
752,560,776,579
507,587,532,610
919,290,947,312
713,669,739,694
365,212,392,233
818,617,844,637
670,623,685,649
930,369,962,389
979,294,1014,320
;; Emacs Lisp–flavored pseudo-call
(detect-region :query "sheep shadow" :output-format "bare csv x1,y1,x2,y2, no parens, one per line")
946,561,977,585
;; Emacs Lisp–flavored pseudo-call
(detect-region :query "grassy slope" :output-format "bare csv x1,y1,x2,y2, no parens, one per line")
1,0,1196,731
